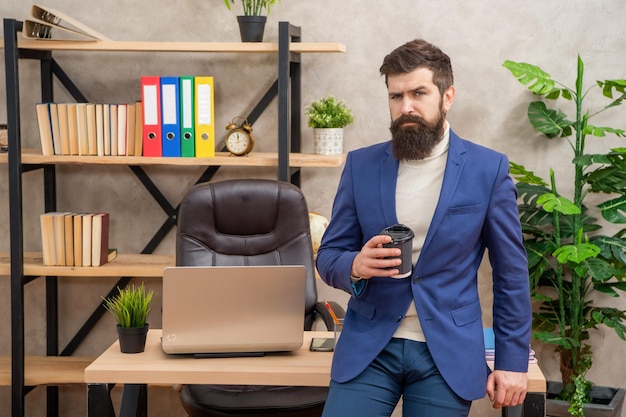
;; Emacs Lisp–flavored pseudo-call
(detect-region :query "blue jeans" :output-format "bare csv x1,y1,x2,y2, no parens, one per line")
322,338,471,417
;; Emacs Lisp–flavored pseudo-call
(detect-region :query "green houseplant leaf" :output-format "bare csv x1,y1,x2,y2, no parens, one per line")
502,61,558,96
599,196,626,223
528,101,573,139
537,193,580,215
553,243,600,264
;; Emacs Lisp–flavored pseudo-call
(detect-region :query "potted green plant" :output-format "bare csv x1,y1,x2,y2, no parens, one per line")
305,95,354,155
223,0,280,42
103,282,155,353
503,58,626,417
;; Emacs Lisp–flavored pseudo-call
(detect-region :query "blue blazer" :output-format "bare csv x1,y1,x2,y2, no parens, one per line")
316,131,532,401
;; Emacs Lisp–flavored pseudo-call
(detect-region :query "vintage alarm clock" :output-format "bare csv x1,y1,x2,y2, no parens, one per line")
225,117,255,156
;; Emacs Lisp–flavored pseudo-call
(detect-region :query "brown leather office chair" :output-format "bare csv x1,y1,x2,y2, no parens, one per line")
175,179,343,417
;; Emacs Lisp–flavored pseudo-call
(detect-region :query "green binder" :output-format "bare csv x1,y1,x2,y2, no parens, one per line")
179,76,195,157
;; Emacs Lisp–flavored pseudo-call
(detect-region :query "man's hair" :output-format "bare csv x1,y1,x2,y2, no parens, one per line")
379,39,454,94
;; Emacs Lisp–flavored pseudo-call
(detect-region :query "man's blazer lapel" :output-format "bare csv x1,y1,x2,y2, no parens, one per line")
379,144,400,227
421,133,466,252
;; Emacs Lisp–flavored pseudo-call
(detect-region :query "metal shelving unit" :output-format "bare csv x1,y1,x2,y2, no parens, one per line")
2,18,345,417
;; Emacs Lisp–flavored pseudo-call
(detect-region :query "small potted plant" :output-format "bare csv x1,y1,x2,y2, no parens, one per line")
103,282,155,353
305,96,354,155
223,0,280,42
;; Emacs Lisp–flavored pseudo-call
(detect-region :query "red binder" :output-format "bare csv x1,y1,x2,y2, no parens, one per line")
140,76,162,157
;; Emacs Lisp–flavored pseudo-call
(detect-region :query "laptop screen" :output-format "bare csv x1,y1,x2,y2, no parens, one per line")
161,265,306,355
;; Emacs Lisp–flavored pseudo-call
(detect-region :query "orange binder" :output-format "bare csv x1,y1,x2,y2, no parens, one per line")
141,76,162,157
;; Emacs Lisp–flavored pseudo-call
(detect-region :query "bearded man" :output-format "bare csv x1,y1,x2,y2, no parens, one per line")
316,39,532,417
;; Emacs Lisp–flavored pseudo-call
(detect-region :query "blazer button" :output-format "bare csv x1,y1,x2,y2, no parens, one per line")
412,276,420,284
396,315,403,322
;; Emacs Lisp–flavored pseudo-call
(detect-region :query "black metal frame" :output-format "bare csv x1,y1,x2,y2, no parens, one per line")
4,18,303,417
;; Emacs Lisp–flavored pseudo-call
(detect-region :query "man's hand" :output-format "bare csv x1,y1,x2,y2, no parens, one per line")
351,235,402,279
486,370,528,409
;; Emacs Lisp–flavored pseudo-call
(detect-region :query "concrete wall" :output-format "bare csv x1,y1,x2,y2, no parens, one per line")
1,0,625,415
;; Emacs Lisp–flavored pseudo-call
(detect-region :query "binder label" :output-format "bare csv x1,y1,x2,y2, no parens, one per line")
197,84,212,126
144,85,158,127
162,84,178,126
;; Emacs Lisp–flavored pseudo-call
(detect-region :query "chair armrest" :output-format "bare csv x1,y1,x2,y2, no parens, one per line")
313,300,345,330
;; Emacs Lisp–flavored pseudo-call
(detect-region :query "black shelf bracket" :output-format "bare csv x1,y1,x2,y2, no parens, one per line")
5,17,27,417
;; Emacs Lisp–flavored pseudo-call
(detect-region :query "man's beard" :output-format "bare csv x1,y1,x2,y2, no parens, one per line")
390,110,446,160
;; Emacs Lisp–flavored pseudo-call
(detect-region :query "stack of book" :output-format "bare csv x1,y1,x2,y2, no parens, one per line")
40,212,116,267
36,102,142,157
483,328,537,364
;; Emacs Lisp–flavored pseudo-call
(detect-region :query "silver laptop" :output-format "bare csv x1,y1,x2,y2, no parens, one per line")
161,265,306,356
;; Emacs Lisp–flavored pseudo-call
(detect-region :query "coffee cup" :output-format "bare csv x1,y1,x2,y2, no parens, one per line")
381,224,414,278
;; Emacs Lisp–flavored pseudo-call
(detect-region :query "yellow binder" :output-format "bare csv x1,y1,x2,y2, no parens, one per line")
194,76,215,158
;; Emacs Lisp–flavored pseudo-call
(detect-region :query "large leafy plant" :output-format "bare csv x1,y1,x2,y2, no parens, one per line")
223,0,279,16
503,58,626,416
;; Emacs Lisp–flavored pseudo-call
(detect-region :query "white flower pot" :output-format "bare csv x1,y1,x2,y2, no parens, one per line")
313,128,343,155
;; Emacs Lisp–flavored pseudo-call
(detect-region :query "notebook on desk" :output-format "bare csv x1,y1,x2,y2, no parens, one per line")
161,265,306,356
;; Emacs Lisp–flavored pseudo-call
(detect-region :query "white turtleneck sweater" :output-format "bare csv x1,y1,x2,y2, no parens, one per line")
392,122,450,342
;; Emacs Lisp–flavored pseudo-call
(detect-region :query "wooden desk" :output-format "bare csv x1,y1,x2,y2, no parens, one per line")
85,330,546,417
86,329,332,387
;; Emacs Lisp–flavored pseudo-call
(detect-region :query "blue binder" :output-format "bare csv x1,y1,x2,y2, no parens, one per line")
160,76,181,157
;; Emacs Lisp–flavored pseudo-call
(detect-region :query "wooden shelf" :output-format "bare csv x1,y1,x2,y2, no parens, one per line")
0,149,346,168
1,39,346,54
0,252,327,281
0,356,95,386
0,252,174,278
